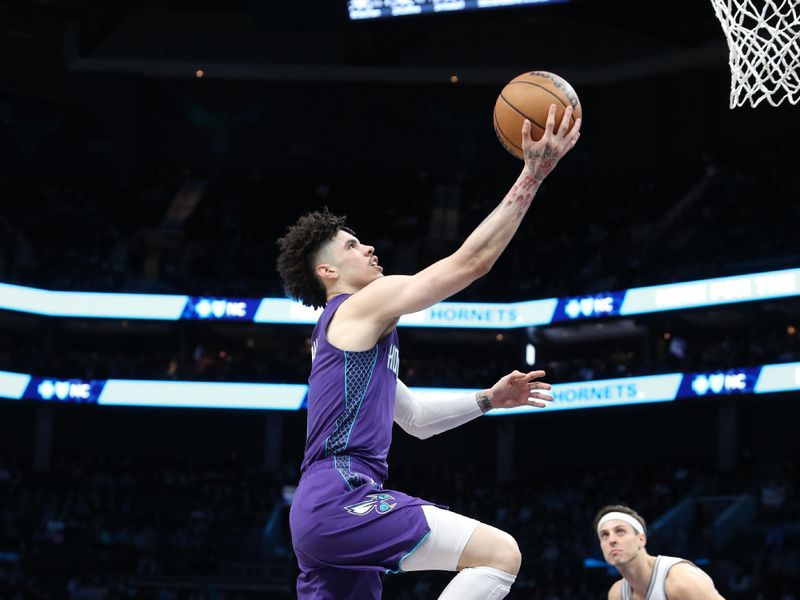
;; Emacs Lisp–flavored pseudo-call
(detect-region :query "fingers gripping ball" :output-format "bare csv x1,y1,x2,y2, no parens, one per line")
493,71,582,159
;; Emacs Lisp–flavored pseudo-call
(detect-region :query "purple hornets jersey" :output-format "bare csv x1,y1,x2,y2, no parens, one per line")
290,293,432,598
301,293,400,483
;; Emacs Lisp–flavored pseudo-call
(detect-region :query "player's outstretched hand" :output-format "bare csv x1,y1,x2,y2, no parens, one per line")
487,369,553,410
522,104,581,182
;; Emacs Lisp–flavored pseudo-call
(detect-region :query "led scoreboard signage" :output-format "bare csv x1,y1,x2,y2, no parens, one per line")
348,0,567,20
1,267,798,325
4,361,800,412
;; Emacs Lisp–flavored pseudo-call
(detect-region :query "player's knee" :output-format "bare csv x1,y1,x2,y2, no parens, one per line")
490,531,521,575
459,524,522,575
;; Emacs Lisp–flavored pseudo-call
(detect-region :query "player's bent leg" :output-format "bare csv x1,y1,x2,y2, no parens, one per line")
399,505,519,600
457,521,522,575
400,505,480,572
440,521,520,599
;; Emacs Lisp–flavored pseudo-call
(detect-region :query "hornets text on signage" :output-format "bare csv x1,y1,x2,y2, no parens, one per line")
427,306,517,324
553,383,638,404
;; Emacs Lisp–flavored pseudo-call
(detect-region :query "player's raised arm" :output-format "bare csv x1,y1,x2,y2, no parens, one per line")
345,105,580,326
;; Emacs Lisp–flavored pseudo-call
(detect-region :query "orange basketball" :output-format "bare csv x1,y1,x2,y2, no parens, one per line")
493,71,582,160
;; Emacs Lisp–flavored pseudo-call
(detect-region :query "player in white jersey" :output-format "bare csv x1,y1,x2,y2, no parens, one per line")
593,505,726,600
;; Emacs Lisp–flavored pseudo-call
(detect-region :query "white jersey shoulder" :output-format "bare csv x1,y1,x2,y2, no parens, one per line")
621,555,693,600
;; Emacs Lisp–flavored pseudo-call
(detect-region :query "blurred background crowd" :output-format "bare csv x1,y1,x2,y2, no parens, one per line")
0,419,797,599
2,137,799,301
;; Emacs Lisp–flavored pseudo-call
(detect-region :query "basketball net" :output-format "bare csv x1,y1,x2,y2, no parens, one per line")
709,0,800,108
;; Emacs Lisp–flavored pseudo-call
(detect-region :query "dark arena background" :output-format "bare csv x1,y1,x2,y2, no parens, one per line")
1,0,799,598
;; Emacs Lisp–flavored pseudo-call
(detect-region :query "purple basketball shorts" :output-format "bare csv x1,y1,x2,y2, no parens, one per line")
290,460,433,600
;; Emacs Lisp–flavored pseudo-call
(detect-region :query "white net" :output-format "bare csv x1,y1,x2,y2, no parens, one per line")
710,0,800,108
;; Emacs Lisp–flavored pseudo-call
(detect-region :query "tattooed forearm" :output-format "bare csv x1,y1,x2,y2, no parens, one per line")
517,172,539,191
476,391,493,413
478,172,540,228
506,173,539,200
471,171,540,252
510,173,539,221
502,172,540,222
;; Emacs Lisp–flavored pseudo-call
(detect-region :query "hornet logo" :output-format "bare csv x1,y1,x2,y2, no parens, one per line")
344,493,397,516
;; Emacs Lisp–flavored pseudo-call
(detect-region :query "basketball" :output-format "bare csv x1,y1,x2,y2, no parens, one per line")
493,71,582,159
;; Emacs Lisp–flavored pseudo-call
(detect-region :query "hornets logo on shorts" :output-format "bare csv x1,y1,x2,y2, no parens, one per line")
344,493,397,516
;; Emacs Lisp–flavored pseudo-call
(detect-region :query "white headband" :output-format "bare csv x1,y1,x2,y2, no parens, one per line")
597,512,644,535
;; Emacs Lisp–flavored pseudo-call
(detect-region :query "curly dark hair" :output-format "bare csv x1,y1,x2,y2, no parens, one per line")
276,208,353,309
592,504,647,536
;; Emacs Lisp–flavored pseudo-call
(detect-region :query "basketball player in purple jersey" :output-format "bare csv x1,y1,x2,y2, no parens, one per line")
277,106,580,600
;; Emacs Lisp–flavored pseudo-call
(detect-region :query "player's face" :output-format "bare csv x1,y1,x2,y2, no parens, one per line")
328,230,383,289
598,520,645,567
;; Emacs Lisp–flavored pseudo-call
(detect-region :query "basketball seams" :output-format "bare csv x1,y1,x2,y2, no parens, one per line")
505,81,578,127
509,81,568,107
499,93,548,132
525,71,580,107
